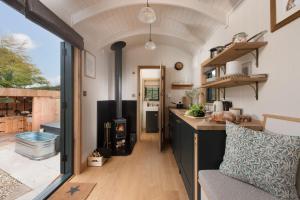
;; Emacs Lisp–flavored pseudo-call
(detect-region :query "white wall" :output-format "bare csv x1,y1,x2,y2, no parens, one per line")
81,46,110,162
82,45,193,161
141,69,160,79
193,0,300,119
108,45,194,106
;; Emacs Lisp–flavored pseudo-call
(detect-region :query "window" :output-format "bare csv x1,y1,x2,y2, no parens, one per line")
144,87,159,101
206,69,217,103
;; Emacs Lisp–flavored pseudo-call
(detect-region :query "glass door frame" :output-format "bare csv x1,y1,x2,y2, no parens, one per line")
33,42,74,200
0,1,82,199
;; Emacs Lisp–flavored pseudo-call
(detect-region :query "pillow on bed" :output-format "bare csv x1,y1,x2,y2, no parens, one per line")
219,121,300,200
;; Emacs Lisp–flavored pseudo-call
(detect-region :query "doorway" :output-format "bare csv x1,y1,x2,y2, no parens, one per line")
137,66,166,151
0,2,75,199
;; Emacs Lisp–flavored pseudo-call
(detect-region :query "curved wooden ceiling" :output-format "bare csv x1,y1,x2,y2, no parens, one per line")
41,0,243,53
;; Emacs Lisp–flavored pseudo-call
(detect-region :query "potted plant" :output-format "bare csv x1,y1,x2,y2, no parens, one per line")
185,104,205,118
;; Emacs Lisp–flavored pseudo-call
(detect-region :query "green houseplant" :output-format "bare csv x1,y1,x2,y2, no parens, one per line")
185,104,205,117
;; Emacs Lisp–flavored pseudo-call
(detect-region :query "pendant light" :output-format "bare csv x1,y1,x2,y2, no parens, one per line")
145,24,156,50
138,0,156,24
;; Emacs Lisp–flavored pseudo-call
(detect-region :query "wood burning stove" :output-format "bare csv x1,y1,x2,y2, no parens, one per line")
111,41,130,155
97,100,137,156
112,118,127,153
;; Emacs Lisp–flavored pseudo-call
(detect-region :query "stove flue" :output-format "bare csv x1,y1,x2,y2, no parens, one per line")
111,41,127,155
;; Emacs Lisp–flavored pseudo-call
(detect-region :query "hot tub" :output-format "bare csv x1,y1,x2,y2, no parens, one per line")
40,122,61,152
15,132,57,160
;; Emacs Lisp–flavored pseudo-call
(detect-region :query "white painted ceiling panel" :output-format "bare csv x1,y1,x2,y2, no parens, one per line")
41,0,243,53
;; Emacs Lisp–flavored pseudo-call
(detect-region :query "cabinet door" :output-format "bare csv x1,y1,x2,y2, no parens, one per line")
17,117,24,132
13,118,20,133
169,112,175,151
146,111,159,133
5,119,13,133
0,121,5,133
174,117,181,167
180,121,195,200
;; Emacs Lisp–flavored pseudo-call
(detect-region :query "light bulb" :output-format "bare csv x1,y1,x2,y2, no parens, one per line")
138,6,156,24
145,40,156,50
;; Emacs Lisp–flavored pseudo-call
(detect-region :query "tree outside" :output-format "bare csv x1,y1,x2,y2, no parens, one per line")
0,35,53,89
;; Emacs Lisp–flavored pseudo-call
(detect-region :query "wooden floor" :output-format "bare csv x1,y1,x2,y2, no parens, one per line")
69,133,188,200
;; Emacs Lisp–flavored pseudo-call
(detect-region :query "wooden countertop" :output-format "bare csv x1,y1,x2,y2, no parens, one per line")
0,116,25,119
169,108,263,131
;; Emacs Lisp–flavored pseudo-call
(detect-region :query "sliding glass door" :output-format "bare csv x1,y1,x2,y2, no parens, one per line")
0,1,80,198
60,42,74,175
34,42,74,200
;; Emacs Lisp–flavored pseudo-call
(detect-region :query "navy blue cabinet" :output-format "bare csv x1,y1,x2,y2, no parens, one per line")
169,112,181,167
169,110,226,200
180,120,195,200
169,112,175,151
170,114,194,199
174,117,182,167
146,111,159,133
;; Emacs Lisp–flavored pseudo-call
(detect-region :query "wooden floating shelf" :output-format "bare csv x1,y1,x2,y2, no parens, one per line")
201,76,268,88
171,83,193,90
201,42,268,68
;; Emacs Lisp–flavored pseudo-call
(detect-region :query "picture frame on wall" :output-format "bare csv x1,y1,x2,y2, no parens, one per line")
271,0,300,32
84,50,96,79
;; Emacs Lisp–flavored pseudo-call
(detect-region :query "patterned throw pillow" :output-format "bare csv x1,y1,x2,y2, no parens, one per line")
220,121,300,200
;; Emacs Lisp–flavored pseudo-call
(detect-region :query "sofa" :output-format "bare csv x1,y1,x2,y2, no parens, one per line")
198,114,300,200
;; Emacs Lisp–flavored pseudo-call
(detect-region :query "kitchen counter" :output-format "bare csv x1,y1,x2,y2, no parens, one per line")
0,116,25,120
169,108,263,131
0,116,32,134
169,108,263,199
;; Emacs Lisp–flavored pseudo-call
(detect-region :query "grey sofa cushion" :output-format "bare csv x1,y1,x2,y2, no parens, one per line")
219,122,300,200
199,170,276,200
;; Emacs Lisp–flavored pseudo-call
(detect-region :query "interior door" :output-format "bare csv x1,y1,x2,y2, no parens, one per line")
159,65,166,151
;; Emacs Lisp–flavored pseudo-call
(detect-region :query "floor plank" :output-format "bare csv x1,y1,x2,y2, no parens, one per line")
69,133,188,200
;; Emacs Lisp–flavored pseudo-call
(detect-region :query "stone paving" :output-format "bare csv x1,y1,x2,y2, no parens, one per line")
0,134,60,200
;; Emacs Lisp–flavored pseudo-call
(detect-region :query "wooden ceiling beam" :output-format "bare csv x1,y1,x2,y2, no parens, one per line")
0,0,25,14
25,0,84,49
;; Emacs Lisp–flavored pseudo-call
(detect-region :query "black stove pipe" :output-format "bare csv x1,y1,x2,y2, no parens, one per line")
111,41,126,119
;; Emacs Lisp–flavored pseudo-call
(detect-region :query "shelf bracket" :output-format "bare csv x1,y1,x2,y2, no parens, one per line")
248,82,259,100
